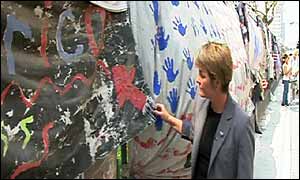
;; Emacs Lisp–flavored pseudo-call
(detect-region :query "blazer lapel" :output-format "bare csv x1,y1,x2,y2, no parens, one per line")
207,95,235,173
191,97,209,177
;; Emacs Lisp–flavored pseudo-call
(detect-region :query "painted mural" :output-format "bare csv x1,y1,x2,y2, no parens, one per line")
128,1,254,178
1,1,154,179
1,1,275,179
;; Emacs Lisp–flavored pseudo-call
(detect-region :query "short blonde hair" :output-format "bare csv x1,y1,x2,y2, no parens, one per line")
195,41,233,93
294,49,299,56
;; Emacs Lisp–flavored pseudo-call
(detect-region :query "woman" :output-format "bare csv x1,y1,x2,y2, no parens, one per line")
154,42,255,179
281,54,291,106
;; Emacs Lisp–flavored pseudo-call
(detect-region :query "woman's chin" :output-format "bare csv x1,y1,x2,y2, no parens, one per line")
199,92,206,98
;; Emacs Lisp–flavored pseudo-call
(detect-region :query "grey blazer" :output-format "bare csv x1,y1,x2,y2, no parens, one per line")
182,94,255,179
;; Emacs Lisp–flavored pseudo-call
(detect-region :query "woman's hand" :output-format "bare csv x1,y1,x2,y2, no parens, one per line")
153,103,171,123
153,103,183,134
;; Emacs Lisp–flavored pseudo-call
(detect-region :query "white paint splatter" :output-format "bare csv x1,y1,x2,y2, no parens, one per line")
56,105,63,112
3,123,20,141
62,2,71,9
24,107,30,116
72,157,76,164
54,69,62,79
96,81,114,121
6,109,14,118
73,22,81,34
45,12,53,18
83,118,100,162
74,79,114,119
63,68,72,85
74,172,85,179
59,108,72,126
34,5,43,19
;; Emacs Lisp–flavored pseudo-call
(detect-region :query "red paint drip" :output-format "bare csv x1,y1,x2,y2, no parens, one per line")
1,74,91,108
134,127,175,149
1,80,15,106
157,167,187,175
40,17,50,67
44,1,52,9
112,65,147,111
10,122,54,179
173,143,191,156
134,136,157,149
96,60,111,79
157,127,173,146
41,122,53,160
85,5,106,57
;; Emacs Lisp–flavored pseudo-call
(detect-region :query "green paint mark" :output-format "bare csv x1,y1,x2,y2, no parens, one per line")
1,121,9,157
20,115,34,149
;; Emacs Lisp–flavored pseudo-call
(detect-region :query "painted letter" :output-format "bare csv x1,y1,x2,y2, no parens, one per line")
3,15,32,75
56,9,84,62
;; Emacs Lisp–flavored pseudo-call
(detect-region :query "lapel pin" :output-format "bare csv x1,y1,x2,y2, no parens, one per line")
220,131,224,137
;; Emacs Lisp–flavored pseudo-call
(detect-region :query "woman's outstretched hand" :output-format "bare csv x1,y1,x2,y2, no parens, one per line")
153,103,171,123
153,103,183,134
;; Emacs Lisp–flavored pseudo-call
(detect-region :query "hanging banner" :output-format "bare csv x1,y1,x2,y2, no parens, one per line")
1,1,153,179
128,1,252,178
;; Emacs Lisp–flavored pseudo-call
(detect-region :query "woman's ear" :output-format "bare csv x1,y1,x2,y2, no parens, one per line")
213,79,220,90
217,80,224,91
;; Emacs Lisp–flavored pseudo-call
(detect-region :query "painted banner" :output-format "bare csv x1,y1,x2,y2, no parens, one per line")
1,1,153,179
128,1,253,178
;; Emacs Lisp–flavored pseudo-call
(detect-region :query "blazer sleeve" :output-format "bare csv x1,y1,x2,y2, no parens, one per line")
237,116,255,179
181,120,193,142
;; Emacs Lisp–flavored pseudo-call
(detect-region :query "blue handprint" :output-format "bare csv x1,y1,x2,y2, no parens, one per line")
149,1,159,25
171,1,179,6
202,2,209,15
167,88,180,114
186,1,190,8
153,70,161,95
200,18,207,35
210,31,214,38
186,78,197,100
216,28,221,39
155,114,163,131
193,1,200,9
172,16,187,36
210,24,217,37
151,26,170,51
191,17,200,37
163,57,179,82
183,48,194,70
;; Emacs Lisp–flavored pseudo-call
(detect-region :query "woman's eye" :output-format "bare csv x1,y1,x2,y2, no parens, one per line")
199,73,205,78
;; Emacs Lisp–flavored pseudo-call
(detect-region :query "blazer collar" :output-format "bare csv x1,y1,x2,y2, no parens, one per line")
220,94,235,121
207,93,235,173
